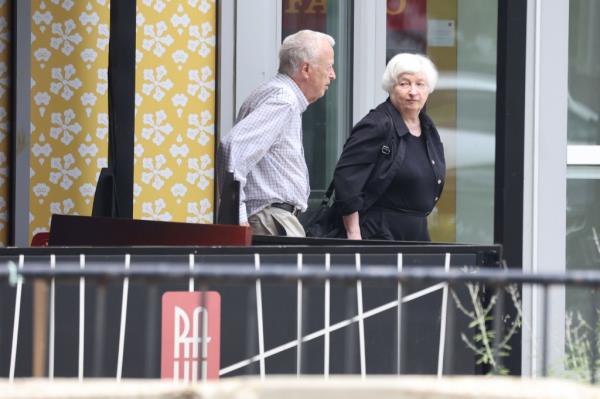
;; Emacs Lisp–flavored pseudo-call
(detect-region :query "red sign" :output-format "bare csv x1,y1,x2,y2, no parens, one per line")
387,0,427,32
161,292,221,381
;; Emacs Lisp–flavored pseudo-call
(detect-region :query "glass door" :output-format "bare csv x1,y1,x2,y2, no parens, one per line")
282,0,353,203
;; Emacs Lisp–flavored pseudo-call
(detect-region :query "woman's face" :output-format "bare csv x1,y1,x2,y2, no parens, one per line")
389,72,430,116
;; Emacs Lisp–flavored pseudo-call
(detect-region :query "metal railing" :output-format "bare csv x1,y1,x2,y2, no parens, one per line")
0,246,598,384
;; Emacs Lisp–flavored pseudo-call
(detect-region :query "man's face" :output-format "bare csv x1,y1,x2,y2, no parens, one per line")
304,41,336,103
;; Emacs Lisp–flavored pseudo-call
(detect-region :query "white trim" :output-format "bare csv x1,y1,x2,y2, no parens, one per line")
217,0,236,139
352,0,387,125
567,145,600,165
9,255,25,382
116,254,130,381
355,253,366,378
324,253,331,378
396,253,403,375
255,254,266,379
49,255,56,380
78,254,85,381
522,0,569,377
188,254,195,292
437,253,451,378
220,281,446,376
296,253,303,376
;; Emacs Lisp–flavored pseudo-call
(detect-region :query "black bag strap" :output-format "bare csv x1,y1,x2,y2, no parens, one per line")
320,179,335,205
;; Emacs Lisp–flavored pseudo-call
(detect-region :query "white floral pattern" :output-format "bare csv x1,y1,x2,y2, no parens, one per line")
26,0,216,240
134,1,215,223
30,1,110,238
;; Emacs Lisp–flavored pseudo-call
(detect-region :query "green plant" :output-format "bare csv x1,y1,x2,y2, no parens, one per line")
563,310,600,382
450,267,522,375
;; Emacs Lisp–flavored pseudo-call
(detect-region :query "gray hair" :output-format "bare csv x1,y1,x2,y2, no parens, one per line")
381,53,438,93
278,30,335,76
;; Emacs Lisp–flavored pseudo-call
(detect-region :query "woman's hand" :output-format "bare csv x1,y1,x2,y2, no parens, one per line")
343,212,362,240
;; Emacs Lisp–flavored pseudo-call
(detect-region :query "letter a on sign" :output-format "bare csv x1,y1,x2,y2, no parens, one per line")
161,291,221,381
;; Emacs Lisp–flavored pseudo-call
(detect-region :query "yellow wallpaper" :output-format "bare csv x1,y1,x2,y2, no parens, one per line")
30,0,110,239
134,1,216,223
29,0,217,238
0,0,9,245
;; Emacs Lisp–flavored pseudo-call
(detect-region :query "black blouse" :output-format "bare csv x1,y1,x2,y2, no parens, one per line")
374,132,437,214
333,99,446,217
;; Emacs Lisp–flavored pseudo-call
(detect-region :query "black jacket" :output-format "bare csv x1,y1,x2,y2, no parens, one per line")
334,99,445,216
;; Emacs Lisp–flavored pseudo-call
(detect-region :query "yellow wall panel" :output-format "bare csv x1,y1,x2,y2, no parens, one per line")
134,1,216,223
30,0,110,239
0,0,9,245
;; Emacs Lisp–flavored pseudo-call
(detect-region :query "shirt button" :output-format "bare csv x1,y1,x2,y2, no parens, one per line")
431,160,436,165
434,196,439,202
437,179,442,184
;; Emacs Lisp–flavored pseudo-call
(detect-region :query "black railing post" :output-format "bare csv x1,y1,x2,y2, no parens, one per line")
541,285,550,377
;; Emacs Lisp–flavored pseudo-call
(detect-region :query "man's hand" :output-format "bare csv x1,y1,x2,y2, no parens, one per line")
240,222,250,227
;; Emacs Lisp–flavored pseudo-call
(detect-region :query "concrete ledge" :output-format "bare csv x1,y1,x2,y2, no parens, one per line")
0,376,599,399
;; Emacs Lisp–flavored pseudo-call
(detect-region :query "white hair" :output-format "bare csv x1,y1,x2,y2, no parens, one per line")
278,30,335,76
381,53,438,93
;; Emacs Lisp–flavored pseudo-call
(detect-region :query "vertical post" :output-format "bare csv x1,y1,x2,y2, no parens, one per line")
10,0,31,246
437,253,451,378
541,285,549,377
296,253,303,376
324,253,331,378
104,0,136,217
396,253,403,375
355,253,366,378
78,254,86,381
116,254,130,381
254,253,265,379
9,255,25,382
188,254,195,292
48,255,56,379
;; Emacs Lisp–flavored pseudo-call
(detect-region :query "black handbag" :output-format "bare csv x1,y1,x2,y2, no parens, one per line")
300,181,345,238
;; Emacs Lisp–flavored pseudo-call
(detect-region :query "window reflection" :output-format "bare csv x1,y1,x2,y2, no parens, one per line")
568,0,600,145
386,0,497,243
565,0,600,381
282,0,351,201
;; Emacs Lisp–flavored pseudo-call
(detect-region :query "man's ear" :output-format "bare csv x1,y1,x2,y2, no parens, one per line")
300,62,310,78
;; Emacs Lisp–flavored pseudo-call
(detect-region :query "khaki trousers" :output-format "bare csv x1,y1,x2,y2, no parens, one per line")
248,205,306,237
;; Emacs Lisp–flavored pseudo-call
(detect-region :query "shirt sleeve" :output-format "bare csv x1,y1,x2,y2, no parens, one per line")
220,98,296,223
334,113,389,215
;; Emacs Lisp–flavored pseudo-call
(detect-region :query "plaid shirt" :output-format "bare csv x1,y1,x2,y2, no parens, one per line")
218,74,310,223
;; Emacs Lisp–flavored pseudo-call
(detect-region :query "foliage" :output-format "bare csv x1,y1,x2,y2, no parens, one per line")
563,310,600,382
450,266,522,375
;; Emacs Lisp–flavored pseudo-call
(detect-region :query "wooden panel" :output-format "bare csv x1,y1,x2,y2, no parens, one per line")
49,214,251,246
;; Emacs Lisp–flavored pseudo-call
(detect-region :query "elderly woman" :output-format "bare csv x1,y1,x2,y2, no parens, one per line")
334,53,445,241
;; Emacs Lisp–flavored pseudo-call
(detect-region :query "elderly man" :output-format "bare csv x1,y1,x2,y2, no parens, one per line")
217,30,336,236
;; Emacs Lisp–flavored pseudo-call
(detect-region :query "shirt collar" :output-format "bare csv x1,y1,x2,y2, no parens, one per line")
382,98,431,139
277,73,309,112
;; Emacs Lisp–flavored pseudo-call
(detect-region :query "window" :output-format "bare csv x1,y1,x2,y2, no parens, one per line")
386,0,498,243
565,1,600,379
282,0,352,202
